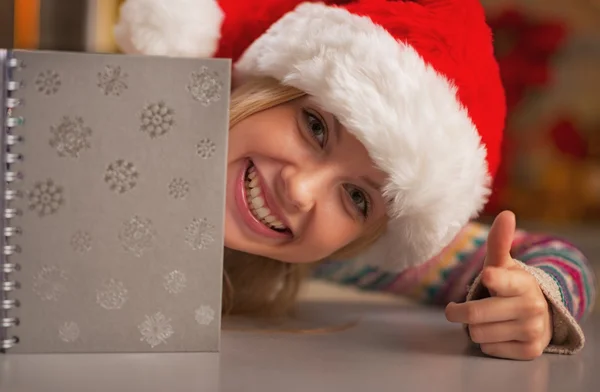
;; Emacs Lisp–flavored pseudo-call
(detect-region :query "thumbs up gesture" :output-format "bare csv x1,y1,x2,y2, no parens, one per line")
445,211,553,360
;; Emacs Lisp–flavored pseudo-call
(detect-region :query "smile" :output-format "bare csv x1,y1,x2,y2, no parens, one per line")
243,161,292,235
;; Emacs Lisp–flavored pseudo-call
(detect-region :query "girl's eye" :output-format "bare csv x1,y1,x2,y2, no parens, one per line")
343,184,370,218
303,109,328,147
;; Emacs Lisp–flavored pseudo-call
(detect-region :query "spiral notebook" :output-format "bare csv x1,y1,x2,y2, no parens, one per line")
0,49,230,353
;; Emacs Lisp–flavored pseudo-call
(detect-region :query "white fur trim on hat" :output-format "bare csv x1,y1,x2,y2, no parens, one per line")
235,3,491,271
114,0,223,58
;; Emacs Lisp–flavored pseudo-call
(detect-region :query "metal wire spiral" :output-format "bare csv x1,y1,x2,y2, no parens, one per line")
1,54,23,351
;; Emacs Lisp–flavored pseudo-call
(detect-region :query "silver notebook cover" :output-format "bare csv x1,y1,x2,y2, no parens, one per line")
1,49,230,353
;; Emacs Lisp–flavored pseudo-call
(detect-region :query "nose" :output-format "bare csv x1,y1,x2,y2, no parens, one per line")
280,164,331,212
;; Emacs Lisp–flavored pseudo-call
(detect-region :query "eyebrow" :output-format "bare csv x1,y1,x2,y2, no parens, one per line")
361,175,382,191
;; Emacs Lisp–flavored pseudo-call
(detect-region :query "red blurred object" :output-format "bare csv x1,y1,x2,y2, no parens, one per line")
488,9,567,111
523,24,567,56
483,8,568,217
549,118,589,160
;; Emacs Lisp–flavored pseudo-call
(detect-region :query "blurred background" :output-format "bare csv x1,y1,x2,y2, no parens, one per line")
0,0,599,248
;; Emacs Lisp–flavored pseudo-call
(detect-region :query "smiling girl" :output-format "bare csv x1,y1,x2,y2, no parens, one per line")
114,0,596,360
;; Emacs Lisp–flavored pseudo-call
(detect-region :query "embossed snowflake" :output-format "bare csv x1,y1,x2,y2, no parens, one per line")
32,265,68,301
49,116,92,158
28,179,65,217
70,230,92,253
104,159,139,194
185,218,215,250
97,65,128,96
138,311,174,348
186,67,223,106
194,305,215,326
163,270,187,294
96,278,128,310
119,215,156,257
168,178,189,199
58,321,80,343
140,101,175,138
196,138,216,159
35,70,61,95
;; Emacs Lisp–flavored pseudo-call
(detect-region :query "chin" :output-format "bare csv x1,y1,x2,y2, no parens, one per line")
223,234,278,260
223,234,314,264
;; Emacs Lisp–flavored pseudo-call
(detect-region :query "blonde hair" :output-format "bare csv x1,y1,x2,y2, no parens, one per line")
222,77,387,318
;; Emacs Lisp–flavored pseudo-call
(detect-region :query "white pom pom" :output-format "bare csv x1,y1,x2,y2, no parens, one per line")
114,0,224,57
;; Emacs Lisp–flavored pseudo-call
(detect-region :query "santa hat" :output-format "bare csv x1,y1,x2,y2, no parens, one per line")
114,0,506,272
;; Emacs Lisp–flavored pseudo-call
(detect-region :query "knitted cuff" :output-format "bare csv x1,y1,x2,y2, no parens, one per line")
465,260,585,355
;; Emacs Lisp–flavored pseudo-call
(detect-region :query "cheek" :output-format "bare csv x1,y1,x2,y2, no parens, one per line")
299,208,361,259
228,116,304,163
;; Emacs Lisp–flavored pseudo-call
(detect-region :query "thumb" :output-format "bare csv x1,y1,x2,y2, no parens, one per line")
484,210,516,269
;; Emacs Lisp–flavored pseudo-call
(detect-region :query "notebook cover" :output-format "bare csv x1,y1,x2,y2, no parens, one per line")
2,49,230,353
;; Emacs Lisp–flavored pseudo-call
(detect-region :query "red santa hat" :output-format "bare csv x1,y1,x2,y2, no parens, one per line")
114,0,506,271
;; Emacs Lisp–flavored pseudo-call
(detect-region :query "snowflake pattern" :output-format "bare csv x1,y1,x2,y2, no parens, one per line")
138,311,174,348
140,101,175,138
168,178,190,199
58,321,80,343
27,179,65,217
34,70,61,95
96,278,128,310
97,65,128,96
32,265,68,301
70,230,92,253
163,270,187,294
186,67,223,106
196,138,216,159
104,159,139,194
185,218,215,250
119,215,156,257
194,305,215,326
49,116,92,158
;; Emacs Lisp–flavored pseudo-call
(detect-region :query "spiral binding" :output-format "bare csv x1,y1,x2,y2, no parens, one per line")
1,53,23,351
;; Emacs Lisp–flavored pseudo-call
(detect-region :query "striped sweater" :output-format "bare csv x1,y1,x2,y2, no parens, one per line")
313,222,597,354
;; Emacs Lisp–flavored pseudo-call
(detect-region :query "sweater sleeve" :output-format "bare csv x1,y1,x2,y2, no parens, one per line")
312,222,597,353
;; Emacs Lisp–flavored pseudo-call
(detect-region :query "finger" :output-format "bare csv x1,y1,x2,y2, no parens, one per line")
468,318,547,344
480,341,546,361
445,296,526,324
469,321,521,344
483,210,516,269
482,266,536,297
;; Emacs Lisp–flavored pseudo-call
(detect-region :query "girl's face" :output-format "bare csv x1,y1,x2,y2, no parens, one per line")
224,96,387,263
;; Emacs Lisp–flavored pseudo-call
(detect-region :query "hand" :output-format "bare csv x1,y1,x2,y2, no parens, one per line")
445,211,553,360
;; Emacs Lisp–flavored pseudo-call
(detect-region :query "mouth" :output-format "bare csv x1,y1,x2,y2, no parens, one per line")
242,160,292,236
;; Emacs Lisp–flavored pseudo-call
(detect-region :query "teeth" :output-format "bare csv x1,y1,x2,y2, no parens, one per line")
245,164,288,232
249,187,261,197
251,196,265,208
264,215,275,223
256,207,270,218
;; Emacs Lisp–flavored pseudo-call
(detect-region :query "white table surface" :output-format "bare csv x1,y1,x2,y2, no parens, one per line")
1,281,598,392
